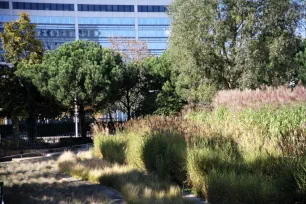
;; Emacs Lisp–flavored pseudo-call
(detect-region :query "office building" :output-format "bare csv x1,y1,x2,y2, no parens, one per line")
0,0,171,62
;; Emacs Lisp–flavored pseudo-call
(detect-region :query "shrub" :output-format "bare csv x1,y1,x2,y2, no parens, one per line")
143,130,187,183
94,134,127,164
92,110,306,204
207,170,278,204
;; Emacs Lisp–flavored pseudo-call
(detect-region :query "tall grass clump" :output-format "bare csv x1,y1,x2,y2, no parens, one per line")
92,85,306,204
213,84,306,109
57,151,187,204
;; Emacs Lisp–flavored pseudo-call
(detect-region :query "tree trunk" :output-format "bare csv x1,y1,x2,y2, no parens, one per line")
127,106,131,121
108,111,113,123
79,105,86,138
126,91,131,121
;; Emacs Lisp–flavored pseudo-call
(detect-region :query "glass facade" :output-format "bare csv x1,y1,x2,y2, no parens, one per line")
138,5,167,12
0,1,171,61
78,4,134,12
0,1,9,9
12,2,74,11
138,18,169,55
79,17,135,47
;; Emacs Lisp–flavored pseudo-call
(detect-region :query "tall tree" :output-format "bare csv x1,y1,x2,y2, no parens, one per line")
21,41,122,137
168,0,305,101
0,12,43,66
0,12,62,138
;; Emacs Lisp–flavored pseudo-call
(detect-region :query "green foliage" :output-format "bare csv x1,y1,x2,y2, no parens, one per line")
154,81,185,115
97,135,126,164
20,40,122,136
23,40,122,108
207,170,278,204
295,39,306,83
0,12,43,66
135,52,186,116
188,104,306,138
168,0,305,99
142,130,187,183
94,106,305,203
0,13,62,120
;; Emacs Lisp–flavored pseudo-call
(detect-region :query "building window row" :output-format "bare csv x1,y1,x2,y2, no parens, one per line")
78,4,134,12
138,5,168,12
7,2,167,13
12,2,74,11
0,1,9,9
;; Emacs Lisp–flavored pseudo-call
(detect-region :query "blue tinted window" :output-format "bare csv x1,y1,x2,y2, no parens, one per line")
79,17,135,25
12,2,73,11
77,4,134,12
25,2,31,9
129,6,134,12
119,5,124,12
57,4,63,10
95,5,100,11
138,5,167,12
51,4,56,10
18,2,24,9
0,15,10,22
148,6,153,12
38,3,44,10
89,5,94,11
0,1,9,9
32,3,37,10
64,4,69,11
44,3,50,10
82,4,88,11
153,6,159,12
106,5,112,11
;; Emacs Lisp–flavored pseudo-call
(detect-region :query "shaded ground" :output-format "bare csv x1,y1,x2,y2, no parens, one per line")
0,157,122,204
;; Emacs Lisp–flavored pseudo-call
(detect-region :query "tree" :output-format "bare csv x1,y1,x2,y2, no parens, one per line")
117,62,143,120
295,39,306,84
136,52,186,116
0,12,62,139
168,0,305,101
22,41,122,137
0,12,43,66
109,36,149,61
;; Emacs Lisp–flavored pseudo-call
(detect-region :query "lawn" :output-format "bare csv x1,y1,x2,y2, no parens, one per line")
0,157,111,204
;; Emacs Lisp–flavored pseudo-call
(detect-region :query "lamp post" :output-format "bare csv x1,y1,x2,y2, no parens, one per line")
74,96,79,137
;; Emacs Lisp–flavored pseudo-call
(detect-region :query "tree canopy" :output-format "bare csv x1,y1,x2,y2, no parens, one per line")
20,40,122,136
0,12,62,122
168,0,305,102
0,12,43,66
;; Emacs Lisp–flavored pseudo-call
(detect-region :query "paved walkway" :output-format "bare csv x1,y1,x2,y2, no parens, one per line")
5,146,206,204
6,150,125,204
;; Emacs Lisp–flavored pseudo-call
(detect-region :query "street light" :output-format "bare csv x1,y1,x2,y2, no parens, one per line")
74,95,79,137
